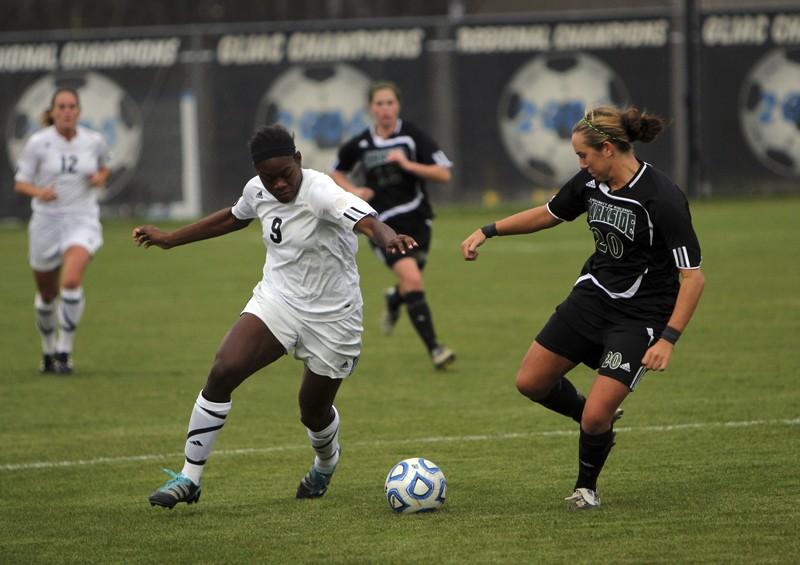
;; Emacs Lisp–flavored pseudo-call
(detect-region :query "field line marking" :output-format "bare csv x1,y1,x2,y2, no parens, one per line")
1,417,797,472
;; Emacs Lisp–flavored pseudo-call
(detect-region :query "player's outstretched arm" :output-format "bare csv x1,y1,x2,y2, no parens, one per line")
354,215,417,256
132,207,252,250
462,204,562,261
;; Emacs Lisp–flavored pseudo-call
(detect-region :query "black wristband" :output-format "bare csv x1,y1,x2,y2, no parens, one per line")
660,325,681,345
480,223,498,238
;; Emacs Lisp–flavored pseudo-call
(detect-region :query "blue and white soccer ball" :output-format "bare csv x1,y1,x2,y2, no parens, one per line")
740,48,800,178
498,53,629,186
255,63,371,172
384,457,446,514
5,71,143,201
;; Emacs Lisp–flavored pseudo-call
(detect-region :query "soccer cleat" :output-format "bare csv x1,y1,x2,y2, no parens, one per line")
431,345,455,369
565,487,601,510
54,352,73,375
381,287,401,335
149,468,201,509
40,354,56,374
296,465,335,499
613,408,624,423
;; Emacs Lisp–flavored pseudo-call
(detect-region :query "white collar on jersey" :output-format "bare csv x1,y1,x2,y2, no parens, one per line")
370,118,403,141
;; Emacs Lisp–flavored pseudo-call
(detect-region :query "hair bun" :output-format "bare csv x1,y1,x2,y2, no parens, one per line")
622,107,664,144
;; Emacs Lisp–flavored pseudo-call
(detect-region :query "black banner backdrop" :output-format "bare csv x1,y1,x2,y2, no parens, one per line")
205,26,437,211
700,9,800,195
2,6,796,220
454,16,675,203
0,36,185,219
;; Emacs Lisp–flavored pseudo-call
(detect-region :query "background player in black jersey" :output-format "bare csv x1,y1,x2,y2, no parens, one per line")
331,81,456,369
461,106,705,510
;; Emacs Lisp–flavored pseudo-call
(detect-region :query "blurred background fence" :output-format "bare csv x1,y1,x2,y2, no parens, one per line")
1,0,798,219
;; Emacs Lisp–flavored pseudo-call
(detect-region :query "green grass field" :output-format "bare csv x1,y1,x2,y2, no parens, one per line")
1,197,798,564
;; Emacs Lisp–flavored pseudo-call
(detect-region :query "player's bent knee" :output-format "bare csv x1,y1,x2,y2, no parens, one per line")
515,373,550,401
580,413,611,435
206,356,247,393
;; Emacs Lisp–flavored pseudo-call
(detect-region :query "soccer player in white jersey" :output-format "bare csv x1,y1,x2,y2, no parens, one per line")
462,106,705,510
14,87,110,375
134,124,417,509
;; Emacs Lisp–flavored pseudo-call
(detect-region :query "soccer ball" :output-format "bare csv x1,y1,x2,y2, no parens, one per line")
498,53,629,186
740,48,800,177
384,457,446,514
255,63,372,172
5,71,143,201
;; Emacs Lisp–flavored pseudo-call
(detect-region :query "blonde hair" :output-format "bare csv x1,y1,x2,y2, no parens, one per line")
573,106,666,151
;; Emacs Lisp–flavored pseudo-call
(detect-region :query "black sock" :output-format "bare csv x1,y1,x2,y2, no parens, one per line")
537,377,585,423
575,427,616,491
387,285,404,311
403,290,438,352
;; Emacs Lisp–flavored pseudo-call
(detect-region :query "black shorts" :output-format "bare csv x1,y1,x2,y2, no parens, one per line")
535,288,664,390
370,216,431,269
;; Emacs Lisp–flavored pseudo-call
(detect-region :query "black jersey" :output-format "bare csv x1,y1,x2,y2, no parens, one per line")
332,119,452,224
547,161,702,319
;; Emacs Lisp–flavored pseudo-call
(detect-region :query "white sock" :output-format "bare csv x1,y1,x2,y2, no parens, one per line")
181,391,231,485
307,406,340,473
34,293,57,355
56,287,84,353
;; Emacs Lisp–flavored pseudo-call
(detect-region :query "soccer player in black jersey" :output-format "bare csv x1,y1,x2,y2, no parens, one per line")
461,106,705,509
331,81,456,369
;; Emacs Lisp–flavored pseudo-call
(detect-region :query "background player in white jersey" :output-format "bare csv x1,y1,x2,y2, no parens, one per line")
331,81,456,370
462,106,705,510
133,124,416,509
14,87,110,374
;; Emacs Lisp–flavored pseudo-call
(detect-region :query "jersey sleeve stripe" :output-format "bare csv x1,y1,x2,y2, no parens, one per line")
681,246,691,267
673,247,687,268
672,246,697,268
432,150,453,167
343,206,370,223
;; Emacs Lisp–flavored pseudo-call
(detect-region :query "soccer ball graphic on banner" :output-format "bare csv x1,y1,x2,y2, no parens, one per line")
255,64,372,172
5,71,142,201
498,53,628,186
384,457,446,514
740,48,800,178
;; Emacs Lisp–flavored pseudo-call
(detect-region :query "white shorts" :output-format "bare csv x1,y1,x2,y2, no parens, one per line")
28,213,103,271
242,293,363,380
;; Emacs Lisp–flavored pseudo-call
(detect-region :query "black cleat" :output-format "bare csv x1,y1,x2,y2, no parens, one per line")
381,287,401,335
40,354,56,373
149,468,201,509
54,352,73,375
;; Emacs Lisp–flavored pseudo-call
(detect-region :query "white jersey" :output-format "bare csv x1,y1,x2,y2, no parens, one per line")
15,125,110,217
232,168,377,320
